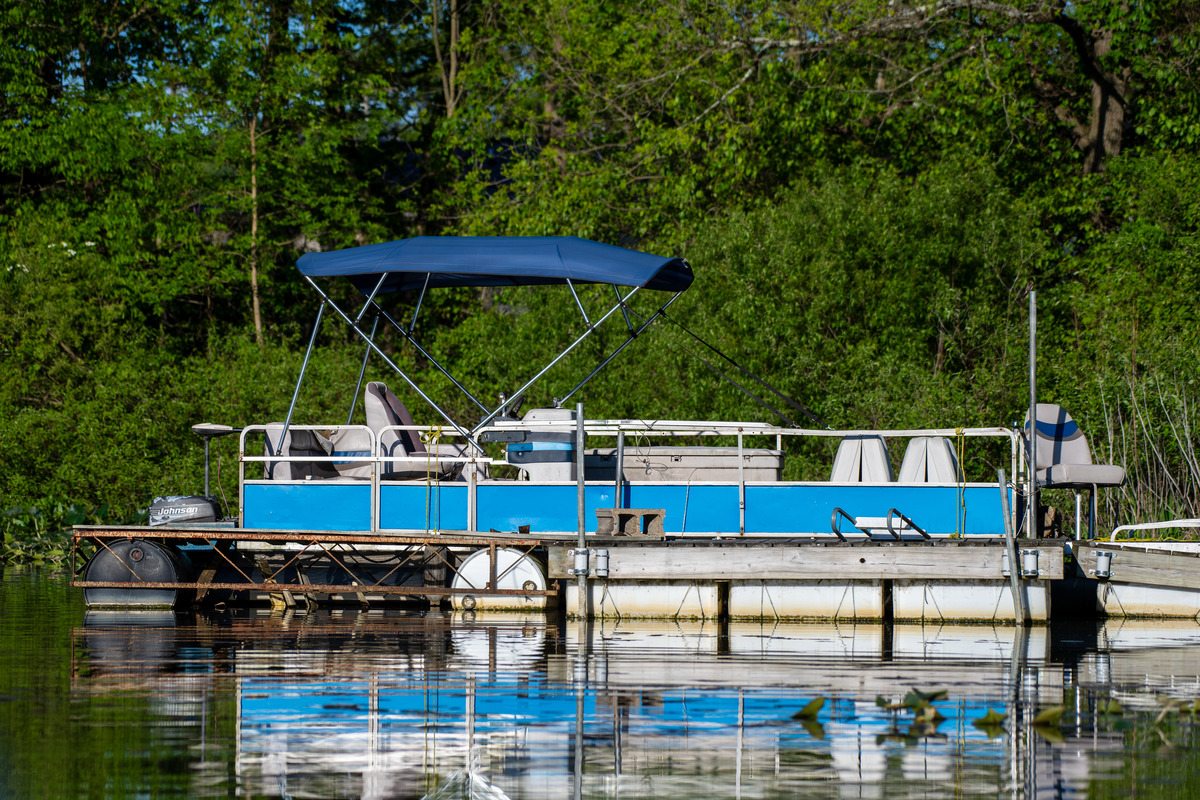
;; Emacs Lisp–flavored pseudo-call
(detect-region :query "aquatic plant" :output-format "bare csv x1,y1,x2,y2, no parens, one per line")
0,500,137,565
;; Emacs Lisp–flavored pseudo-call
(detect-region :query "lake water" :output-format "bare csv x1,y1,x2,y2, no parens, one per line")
3,567,1200,798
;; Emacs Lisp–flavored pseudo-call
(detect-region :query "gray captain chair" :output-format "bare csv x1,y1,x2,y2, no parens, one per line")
365,381,475,480
263,425,373,480
1025,403,1125,539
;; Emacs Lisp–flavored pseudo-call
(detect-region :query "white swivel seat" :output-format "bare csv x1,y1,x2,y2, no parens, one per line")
1024,403,1125,539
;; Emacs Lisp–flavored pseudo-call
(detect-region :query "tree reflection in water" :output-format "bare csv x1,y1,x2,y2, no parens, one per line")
3,570,1200,798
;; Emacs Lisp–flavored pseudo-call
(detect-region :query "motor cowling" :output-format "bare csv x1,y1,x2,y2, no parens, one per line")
148,495,220,526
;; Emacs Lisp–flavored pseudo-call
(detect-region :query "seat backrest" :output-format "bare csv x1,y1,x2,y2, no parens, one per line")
1024,403,1092,469
365,381,425,457
830,435,894,482
898,437,963,483
263,424,336,481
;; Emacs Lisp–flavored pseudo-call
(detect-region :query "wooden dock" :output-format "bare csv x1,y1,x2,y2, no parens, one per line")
73,524,1200,621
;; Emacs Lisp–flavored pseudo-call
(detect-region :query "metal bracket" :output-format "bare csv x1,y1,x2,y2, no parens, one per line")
567,547,609,577
1001,549,1044,578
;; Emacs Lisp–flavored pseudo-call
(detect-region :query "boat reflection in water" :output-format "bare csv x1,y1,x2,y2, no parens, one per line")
74,611,1200,799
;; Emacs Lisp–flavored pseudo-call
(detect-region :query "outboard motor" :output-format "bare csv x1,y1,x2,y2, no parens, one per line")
143,423,241,525
148,495,220,526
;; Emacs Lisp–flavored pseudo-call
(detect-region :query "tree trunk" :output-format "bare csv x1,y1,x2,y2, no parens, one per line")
432,0,461,118
1080,29,1128,174
1052,16,1130,174
249,115,263,347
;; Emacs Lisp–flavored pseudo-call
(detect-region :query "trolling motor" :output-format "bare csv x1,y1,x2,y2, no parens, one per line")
146,423,241,526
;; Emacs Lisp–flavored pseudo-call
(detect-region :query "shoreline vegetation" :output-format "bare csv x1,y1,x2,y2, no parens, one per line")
3,2,1199,560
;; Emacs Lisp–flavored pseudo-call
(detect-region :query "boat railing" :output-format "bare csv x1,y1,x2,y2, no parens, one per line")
486,418,1021,480
237,420,1024,535
238,424,496,466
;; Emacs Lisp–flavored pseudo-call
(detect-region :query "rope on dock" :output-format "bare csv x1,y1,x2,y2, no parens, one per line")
422,426,444,534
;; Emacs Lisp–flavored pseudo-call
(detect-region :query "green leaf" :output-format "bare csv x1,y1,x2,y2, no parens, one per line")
975,708,1008,726
1033,705,1066,727
792,697,826,720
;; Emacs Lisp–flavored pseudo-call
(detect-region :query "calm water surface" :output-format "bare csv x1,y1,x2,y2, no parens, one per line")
3,567,1200,798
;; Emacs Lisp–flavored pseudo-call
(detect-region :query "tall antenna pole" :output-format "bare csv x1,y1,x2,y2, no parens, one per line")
1028,290,1038,540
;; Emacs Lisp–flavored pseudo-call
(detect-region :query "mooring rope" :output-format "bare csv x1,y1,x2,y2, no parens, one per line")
625,305,827,429
421,426,443,534
955,426,967,538
659,310,829,429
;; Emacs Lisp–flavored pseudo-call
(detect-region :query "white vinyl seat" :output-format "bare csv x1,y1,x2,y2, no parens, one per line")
830,435,894,482
898,437,963,483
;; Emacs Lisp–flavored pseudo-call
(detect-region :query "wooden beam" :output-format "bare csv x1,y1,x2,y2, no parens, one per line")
1077,544,1200,591
548,543,1064,581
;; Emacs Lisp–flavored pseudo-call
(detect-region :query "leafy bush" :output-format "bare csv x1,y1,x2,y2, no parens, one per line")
0,500,138,565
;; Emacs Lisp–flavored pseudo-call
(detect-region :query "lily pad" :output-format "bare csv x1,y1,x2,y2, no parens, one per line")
792,696,826,721
1032,705,1065,727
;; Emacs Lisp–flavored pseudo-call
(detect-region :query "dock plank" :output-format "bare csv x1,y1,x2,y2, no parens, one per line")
548,542,1064,581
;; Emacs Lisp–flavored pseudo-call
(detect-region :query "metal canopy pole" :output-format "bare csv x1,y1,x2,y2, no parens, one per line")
567,279,592,327
559,291,683,406
613,285,634,333
281,300,326,444
369,303,490,413
409,272,431,333
1028,290,1038,541
471,286,644,434
356,273,388,322
302,276,482,450
346,314,380,425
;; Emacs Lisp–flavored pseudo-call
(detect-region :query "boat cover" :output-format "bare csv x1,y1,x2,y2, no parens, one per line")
296,236,692,294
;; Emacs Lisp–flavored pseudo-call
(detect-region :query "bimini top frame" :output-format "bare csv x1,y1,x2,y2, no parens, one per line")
289,236,692,450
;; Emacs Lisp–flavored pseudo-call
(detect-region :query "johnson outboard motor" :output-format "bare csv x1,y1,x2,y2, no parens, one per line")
148,495,221,526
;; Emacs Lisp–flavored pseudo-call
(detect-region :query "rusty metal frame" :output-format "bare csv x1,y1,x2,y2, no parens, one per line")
70,526,563,601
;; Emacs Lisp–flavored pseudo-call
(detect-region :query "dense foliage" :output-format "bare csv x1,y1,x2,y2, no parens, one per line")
2,0,1199,549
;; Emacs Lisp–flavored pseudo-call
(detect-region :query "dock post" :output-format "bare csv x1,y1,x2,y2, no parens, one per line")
576,403,588,618
999,468,1029,626
614,430,624,509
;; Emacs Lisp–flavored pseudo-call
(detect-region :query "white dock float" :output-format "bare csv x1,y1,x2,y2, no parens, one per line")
1076,542,1200,618
729,580,885,620
892,579,1049,622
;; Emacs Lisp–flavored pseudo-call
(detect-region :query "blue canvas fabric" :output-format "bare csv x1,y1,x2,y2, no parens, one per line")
296,236,692,294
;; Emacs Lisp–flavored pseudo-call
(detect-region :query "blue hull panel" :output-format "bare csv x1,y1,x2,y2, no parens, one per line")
242,481,1008,536
477,484,616,533
243,483,372,531
380,483,468,530
745,484,1005,536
